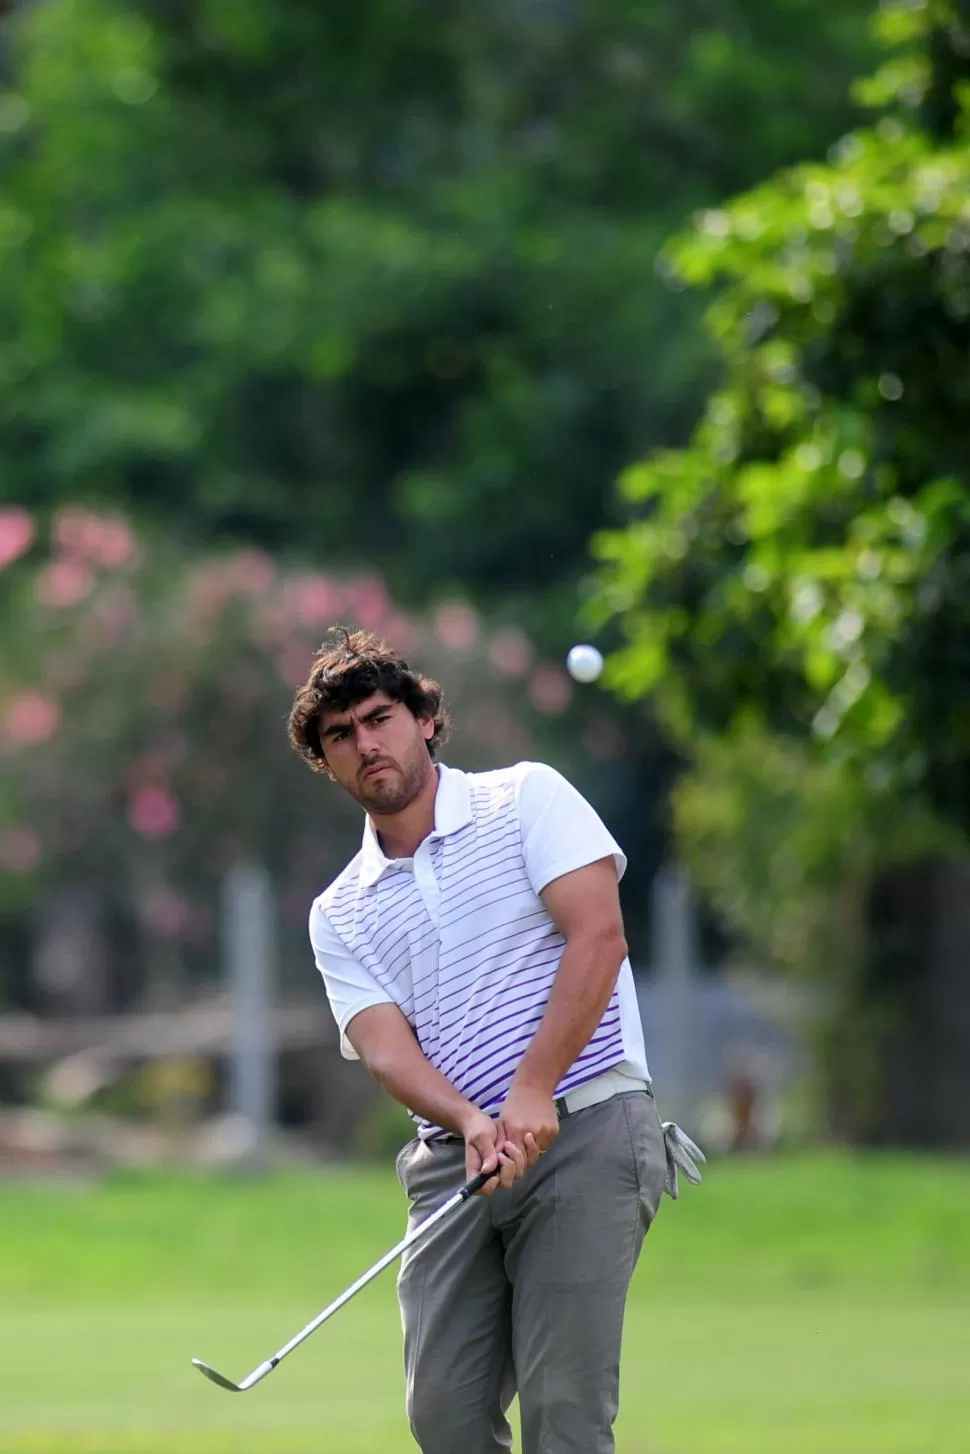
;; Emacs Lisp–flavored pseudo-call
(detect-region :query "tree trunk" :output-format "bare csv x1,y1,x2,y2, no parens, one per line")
31,886,109,1015
863,856,970,1147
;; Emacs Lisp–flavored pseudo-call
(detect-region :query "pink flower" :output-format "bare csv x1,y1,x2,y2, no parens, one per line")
488,629,535,679
36,559,94,608
185,568,235,624
467,700,517,750
149,673,188,713
91,587,137,647
128,785,181,839
528,664,573,715
345,575,389,630
90,517,137,569
227,549,275,596
0,508,35,570
140,886,192,938
382,612,420,653
5,692,60,745
582,718,628,761
52,507,137,568
287,574,343,627
278,641,311,687
251,601,288,649
0,826,40,873
52,507,91,556
434,601,480,652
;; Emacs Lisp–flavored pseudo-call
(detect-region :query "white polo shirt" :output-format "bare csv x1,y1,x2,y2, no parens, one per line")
309,760,650,1137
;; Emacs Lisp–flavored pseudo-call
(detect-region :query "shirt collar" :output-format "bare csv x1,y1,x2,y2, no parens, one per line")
358,763,473,888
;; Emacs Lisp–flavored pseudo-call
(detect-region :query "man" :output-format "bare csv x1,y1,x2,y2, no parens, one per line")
288,628,701,1454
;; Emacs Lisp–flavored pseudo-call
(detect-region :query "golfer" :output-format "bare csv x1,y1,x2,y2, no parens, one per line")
289,628,682,1454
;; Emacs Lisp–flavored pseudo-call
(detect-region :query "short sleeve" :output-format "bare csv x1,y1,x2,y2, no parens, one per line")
309,899,394,1060
515,761,627,896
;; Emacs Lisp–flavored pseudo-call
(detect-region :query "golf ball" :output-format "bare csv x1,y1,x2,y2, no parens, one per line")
566,644,604,683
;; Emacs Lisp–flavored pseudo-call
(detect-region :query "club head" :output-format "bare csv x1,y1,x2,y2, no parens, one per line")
192,1358,242,1392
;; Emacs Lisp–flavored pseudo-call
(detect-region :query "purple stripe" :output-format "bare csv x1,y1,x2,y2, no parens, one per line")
371,902,431,941
555,1041,626,1092
440,916,554,978
417,945,561,1017
351,915,437,969
443,833,517,874
454,1025,540,1098
442,819,516,863
439,879,536,932
472,1042,626,1121
454,1009,623,1110
327,868,408,911
463,1050,543,1109
580,1007,623,1043
440,836,520,884
439,992,619,1075
328,892,425,943
379,959,419,995
445,919,551,966
435,977,556,1063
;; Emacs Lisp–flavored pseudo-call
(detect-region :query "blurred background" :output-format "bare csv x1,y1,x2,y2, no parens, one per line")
0,2,968,1451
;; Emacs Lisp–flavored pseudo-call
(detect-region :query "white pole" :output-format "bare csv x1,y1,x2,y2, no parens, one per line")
223,861,276,1166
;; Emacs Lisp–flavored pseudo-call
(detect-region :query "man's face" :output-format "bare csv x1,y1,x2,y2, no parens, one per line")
319,690,435,814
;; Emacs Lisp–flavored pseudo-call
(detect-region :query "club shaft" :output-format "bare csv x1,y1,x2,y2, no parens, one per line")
263,1184,467,1372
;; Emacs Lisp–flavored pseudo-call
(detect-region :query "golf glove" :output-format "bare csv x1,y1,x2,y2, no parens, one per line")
661,1122,706,1199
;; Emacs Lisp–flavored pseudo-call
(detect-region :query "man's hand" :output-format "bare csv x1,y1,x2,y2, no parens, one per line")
459,1106,526,1197
498,1081,560,1168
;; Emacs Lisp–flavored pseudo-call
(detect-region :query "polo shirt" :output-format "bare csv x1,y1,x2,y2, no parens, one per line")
308,760,650,1137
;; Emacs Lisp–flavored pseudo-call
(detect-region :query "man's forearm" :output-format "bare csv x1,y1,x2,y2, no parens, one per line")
512,930,626,1096
354,1012,480,1136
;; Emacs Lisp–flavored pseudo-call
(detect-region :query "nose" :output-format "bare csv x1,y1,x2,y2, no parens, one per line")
356,724,383,756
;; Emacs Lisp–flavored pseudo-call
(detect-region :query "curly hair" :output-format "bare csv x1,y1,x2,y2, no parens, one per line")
288,626,451,773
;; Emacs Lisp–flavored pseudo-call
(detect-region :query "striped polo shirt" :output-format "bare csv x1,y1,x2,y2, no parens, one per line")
308,760,650,1138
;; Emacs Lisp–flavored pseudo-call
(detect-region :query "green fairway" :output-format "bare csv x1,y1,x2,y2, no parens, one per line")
0,1152,968,1453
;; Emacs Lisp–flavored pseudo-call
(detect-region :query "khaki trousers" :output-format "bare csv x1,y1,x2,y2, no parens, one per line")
395,1090,667,1454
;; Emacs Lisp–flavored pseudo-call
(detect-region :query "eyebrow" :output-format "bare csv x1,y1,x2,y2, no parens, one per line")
320,703,394,740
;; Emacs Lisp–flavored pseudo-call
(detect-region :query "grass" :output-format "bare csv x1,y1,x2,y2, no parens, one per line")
0,1152,968,1452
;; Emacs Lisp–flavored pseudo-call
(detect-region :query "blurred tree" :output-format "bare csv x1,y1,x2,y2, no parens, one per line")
0,0,874,642
591,0,970,1144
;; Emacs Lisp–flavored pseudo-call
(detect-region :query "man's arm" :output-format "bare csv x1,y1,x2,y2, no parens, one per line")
499,854,628,1150
346,1003,527,1192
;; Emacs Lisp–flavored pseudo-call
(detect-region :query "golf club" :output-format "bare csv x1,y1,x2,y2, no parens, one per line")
192,1166,496,1392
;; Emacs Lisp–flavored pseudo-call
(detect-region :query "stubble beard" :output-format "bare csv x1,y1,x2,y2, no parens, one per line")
352,745,434,816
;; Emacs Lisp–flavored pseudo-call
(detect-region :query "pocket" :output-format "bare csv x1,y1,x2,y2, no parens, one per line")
394,1137,419,1190
622,1093,667,1225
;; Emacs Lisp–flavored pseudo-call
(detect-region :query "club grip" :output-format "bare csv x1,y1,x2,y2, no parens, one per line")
460,1167,500,1199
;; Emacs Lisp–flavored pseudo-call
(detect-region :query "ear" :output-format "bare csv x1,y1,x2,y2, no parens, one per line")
419,714,435,743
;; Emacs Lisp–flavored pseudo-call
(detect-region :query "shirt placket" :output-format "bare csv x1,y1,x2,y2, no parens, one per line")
413,836,443,1055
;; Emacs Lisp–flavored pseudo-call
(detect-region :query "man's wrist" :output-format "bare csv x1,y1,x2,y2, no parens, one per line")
451,1098,490,1138
509,1063,560,1100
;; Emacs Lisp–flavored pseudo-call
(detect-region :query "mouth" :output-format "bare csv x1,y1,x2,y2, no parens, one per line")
361,764,394,782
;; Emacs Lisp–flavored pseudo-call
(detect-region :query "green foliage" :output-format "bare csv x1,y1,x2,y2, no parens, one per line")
593,0,970,834
588,2,970,1141
0,0,874,639
674,722,958,974
673,727,870,978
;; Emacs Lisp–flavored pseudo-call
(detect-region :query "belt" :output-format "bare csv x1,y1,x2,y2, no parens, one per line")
430,1068,651,1144
555,1067,651,1118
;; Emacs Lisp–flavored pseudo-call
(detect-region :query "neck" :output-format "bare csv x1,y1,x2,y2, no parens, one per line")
370,764,439,859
